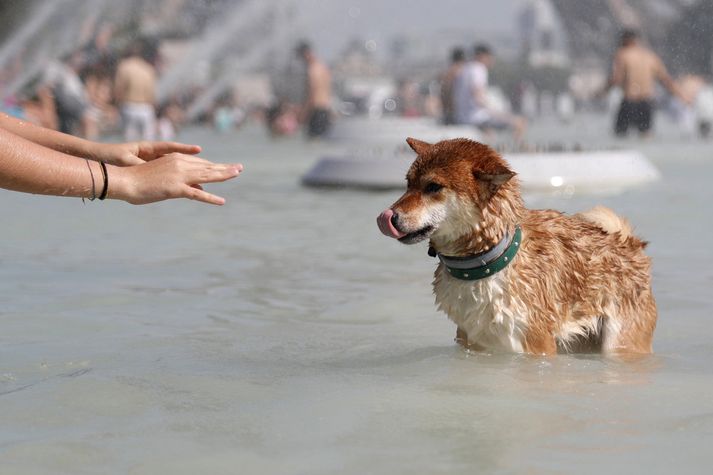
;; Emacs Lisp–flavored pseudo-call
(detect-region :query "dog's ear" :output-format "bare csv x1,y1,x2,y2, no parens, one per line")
406,137,432,155
474,168,516,196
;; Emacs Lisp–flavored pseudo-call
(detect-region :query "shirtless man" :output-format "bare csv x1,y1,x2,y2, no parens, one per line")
115,39,157,141
603,29,682,137
296,42,332,138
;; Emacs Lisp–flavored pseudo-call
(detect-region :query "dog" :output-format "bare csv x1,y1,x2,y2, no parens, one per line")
377,138,657,355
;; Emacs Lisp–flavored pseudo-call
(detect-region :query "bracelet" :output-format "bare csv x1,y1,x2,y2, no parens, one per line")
98,161,109,200
83,158,97,203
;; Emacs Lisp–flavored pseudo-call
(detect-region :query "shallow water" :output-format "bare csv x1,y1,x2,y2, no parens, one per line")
1,115,713,474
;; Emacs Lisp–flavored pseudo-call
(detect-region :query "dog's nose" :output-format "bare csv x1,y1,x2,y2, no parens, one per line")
390,212,400,230
377,208,406,239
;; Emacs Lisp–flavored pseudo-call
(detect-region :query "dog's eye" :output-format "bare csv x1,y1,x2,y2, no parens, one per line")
424,182,443,194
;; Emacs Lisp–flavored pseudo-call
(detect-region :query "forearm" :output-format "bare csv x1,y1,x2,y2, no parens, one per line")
0,112,100,160
660,75,680,98
0,127,120,199
0,126,242,205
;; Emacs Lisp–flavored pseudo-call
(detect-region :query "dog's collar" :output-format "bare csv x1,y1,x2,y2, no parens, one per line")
429,226,522,281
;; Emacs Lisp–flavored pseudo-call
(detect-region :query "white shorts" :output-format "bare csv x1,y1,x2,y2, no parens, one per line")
121,103,156,141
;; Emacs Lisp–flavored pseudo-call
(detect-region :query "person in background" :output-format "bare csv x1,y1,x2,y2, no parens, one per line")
0,111,242,205
42,51,92,136
82,22,120,138
602,29,684,137
396,79,422,117
213,91,246,133
296,41,332,139
156,99,187,141
115,38,158,141
672,74,706,137
266,100,299,137
440,47,465,125
694,80,713,139
82,59,118,140
452,44,526,140
82,22,118,75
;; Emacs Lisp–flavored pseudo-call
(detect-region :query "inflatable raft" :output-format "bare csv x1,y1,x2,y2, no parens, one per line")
329,117,482,144
302,149,661,194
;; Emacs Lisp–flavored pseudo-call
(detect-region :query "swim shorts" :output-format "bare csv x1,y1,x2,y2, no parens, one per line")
307,108,331,138
615,100,653,136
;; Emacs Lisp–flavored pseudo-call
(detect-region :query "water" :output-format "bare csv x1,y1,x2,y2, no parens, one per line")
1,116,712,474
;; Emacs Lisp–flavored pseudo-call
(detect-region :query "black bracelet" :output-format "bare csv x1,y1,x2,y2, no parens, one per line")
98,161,109,200
83,158,97,203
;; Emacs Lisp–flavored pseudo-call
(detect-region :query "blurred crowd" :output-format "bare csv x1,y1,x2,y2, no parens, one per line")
330,31,713,141
3,21,713,143
0,24,247,142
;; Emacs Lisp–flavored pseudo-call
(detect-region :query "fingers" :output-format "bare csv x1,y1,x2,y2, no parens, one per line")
183,185,226,205
127,153,243,206
139,142,202,160
187,163,243,184
159,142,202,155
181,161,242,206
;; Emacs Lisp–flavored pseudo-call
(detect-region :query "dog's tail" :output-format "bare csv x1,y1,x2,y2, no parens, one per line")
576,206,647,248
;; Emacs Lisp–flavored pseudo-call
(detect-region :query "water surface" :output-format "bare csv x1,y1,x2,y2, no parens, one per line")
1,116,712,474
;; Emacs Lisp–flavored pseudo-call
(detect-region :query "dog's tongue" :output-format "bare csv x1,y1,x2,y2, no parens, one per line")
377,209,406,239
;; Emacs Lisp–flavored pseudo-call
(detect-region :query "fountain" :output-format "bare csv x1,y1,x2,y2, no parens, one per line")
0,1,67,73
156,0,272,104
2,0,114,99
183,2,300,122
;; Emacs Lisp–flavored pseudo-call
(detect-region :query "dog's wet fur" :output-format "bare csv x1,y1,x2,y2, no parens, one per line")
379,138,657,355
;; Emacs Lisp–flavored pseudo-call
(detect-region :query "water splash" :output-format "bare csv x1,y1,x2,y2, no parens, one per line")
184,4,301,121
3,0,112,98
0,1,66,73
157,0,273,104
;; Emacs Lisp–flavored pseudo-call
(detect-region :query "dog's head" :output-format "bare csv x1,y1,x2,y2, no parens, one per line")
377,137,518,247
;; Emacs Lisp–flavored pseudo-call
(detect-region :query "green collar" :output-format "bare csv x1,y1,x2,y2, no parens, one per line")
434,226,522,281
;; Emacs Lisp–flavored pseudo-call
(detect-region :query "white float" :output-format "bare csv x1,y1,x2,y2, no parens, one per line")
302,149,661,194
304,116,661,194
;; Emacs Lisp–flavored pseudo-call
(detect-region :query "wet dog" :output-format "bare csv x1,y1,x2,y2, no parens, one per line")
377,138,657,355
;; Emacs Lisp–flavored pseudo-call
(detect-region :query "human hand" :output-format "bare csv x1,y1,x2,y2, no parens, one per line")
109,153,243,205
91,141,202,167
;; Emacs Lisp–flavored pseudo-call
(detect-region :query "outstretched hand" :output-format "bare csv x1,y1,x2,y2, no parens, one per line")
110,153,243,205
93,141,203,167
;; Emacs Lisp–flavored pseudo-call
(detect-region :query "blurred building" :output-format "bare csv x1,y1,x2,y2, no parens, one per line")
518,0,569,68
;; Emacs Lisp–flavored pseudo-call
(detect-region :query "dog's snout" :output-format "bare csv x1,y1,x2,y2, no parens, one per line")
377,208,406,239
390,212,400,230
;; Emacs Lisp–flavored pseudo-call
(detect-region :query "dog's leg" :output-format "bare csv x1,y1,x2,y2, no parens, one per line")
524,329,557,355
602,293,657,354
455,327,486,352
455,327,468,345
